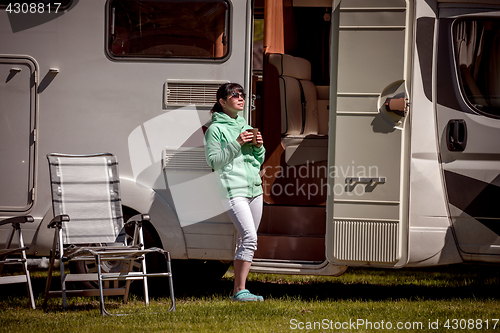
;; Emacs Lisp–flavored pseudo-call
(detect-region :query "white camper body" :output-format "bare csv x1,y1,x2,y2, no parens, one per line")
1,0,499,280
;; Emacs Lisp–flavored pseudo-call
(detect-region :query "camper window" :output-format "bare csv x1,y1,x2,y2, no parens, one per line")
107,0,229,61
454,19,500,118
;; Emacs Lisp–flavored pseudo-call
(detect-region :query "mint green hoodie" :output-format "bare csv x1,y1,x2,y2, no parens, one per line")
204,111,266,199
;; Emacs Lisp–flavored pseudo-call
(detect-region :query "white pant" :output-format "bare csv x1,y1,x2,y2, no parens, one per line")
223,195,263,262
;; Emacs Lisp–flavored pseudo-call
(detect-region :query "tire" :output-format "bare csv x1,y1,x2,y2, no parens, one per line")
70,207,231,293
69,207,148,289
69,256,140,290
68,217,161,291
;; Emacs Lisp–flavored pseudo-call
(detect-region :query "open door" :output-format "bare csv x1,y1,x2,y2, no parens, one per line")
326,0,411,267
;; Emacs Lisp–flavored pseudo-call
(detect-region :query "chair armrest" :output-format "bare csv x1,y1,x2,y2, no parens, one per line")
47,214,70,228
0,216,34,227
124,214,150,227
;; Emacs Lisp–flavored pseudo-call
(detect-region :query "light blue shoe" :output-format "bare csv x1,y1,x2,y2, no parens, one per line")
230,289,264,302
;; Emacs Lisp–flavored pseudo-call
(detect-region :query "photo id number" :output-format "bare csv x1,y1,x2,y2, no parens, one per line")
5,2,62,14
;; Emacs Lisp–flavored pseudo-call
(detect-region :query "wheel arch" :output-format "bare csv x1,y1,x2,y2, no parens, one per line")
119,177,188,259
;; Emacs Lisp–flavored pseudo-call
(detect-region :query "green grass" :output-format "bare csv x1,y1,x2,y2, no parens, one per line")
1,264,500,332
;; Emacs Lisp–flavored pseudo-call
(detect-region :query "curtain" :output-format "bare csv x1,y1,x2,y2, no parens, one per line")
264,0,284,54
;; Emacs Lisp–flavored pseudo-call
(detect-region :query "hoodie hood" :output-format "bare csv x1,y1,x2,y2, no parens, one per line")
211,111,248,130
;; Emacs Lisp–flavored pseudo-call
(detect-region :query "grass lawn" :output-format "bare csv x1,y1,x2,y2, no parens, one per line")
1,263,499,332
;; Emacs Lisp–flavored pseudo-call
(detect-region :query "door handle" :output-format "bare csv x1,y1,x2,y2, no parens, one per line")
446,119,467,151
384,96,408,117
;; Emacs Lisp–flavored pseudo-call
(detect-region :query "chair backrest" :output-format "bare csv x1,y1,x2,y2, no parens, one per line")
267,53,319,136
47,153,126,245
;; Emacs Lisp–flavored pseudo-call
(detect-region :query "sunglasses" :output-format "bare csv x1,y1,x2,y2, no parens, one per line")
227,92,246,99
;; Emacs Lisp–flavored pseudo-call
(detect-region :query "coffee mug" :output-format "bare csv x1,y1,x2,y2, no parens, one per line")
246,128,259,145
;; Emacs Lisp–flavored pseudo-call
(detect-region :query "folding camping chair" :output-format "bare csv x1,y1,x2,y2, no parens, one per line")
0,216,36,309
42,153,175,316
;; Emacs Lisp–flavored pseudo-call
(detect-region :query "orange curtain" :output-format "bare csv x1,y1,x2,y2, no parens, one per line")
264,0,284,54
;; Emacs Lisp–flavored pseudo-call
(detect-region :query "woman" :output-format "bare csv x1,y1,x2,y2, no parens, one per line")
204,83,265,302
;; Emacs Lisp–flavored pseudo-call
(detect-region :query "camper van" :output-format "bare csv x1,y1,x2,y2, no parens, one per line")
1,0,499,283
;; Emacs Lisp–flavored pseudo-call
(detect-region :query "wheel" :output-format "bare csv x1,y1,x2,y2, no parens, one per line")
70,207,231,293
69,207,147,289
69,255,141,289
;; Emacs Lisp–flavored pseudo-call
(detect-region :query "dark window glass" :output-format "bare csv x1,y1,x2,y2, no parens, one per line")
253,18,264,72
455,19,500,118
108,0,229,60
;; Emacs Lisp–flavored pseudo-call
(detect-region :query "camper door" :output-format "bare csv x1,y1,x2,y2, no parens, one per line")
0,57,37,212
326,0,412,267
436,7,500,258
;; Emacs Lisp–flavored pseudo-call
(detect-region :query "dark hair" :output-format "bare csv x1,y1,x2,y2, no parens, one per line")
210,82,244,114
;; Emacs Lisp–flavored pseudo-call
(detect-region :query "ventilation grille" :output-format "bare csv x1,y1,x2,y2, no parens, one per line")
165,82,223,107
163,148,212,172
332,220,399,263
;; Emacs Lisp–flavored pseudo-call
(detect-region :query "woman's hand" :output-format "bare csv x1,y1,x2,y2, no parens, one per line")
236,131,254,146
254,132,264,148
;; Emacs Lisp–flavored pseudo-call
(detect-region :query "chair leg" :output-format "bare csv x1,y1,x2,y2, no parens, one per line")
165,252,175,312
43,232,59,309
58,231,67,309
22,257,36,309
96,254,110,316
123,258,135,304
42,253,55,309
60,260,67,308
141,257,150,306
0,227,16,274
17,227,35,309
